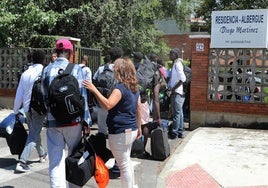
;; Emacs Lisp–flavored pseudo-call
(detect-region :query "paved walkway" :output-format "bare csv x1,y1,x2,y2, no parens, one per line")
1,108,268,188
158,127,268,188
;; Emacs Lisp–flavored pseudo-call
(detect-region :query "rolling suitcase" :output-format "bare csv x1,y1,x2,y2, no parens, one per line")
5,120,28,157
150,126,170,161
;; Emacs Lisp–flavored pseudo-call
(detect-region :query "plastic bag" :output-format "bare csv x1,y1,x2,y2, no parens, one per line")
94,155,109,188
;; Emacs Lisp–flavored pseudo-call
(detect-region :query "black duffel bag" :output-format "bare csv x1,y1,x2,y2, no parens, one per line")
65,135,95,186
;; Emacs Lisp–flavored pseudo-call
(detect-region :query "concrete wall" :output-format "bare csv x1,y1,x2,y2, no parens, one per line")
191,111,268,130
0,96,14,109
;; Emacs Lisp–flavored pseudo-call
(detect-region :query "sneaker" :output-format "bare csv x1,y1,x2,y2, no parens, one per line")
178,134,185,139
16,162,30,173
39,153,48,163
168,132,177,140
137,151,151,159
111,163,120,174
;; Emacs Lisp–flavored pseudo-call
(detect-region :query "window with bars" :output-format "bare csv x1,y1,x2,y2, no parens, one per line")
208,49,268,103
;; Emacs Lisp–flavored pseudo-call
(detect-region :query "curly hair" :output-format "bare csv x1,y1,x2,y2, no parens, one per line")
32,50,46,64
109,47,123,62
114,57,138,93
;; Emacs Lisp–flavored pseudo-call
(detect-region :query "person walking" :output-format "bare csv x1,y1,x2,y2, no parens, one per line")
167,48,186,139
83,57,142,188
79,54,92,82
92,48,123,136
93,47,123,173
134,52,162,157
14,50,48,172
42,38,91,188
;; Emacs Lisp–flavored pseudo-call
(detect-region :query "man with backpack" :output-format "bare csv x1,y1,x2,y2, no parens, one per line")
14,50,48,173
79,54,92,82
93,47,123,174
134,52,162,158
93,47,123,136
42,38,92,187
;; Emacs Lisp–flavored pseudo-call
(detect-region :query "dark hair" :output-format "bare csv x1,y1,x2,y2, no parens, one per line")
55,49,72,56
81,55,88,62
170,48,179,58
149,53,157,61
109,47,123,62
104,55,111,64
32,50,46,64
157,59,165,66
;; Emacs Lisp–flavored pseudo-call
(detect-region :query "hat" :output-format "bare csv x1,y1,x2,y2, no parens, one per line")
133,52,143,60
170,48,179,56
56,38,73,51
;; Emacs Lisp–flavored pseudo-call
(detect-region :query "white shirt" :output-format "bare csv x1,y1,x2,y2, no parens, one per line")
79,64,92,82
13,64,43,114
168,58,186,95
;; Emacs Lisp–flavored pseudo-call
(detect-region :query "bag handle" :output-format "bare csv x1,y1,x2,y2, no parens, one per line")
81,127,96,155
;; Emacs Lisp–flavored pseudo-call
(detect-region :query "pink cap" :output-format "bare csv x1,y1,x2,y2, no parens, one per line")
55,38,73,51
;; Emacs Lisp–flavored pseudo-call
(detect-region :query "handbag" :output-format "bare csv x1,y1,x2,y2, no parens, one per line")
94,154,109,188
65,135,95,186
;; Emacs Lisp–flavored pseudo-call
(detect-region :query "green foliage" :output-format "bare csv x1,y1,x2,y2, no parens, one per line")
0,0,184,56
195,0,268,32
29,35,57,48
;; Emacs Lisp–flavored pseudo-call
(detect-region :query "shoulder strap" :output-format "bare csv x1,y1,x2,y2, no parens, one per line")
64,63,75,74
39,66,44,76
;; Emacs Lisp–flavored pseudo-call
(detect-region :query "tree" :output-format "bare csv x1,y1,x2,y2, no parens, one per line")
195,0,268,32
0,0,190,56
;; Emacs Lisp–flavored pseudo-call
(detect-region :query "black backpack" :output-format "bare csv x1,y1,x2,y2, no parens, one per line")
136,59,157,103
95,64,116,98
183,65,192,85
48,63,85,124
30,72,47,115
183,65,192,93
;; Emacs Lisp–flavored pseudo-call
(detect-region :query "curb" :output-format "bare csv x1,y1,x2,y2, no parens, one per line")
156,127,200,188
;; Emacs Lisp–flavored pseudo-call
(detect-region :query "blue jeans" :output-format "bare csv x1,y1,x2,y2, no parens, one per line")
170,93,185,137
20,110,46,163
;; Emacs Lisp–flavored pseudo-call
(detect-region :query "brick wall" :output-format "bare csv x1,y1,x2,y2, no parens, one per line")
164,34,268,129
190,36,268,129
190,37,210,112
162,34,192,61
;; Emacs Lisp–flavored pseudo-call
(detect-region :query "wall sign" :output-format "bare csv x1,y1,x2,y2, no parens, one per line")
196,43,204,51
211,9,268,48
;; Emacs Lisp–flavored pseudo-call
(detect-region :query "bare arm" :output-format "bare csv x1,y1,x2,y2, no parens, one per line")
171,80,183,93
153,82,161,125
136,96,142,139
83,80,121,110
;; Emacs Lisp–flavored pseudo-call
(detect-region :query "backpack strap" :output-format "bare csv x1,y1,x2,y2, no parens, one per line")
37,67,44,79
64,63,75,74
